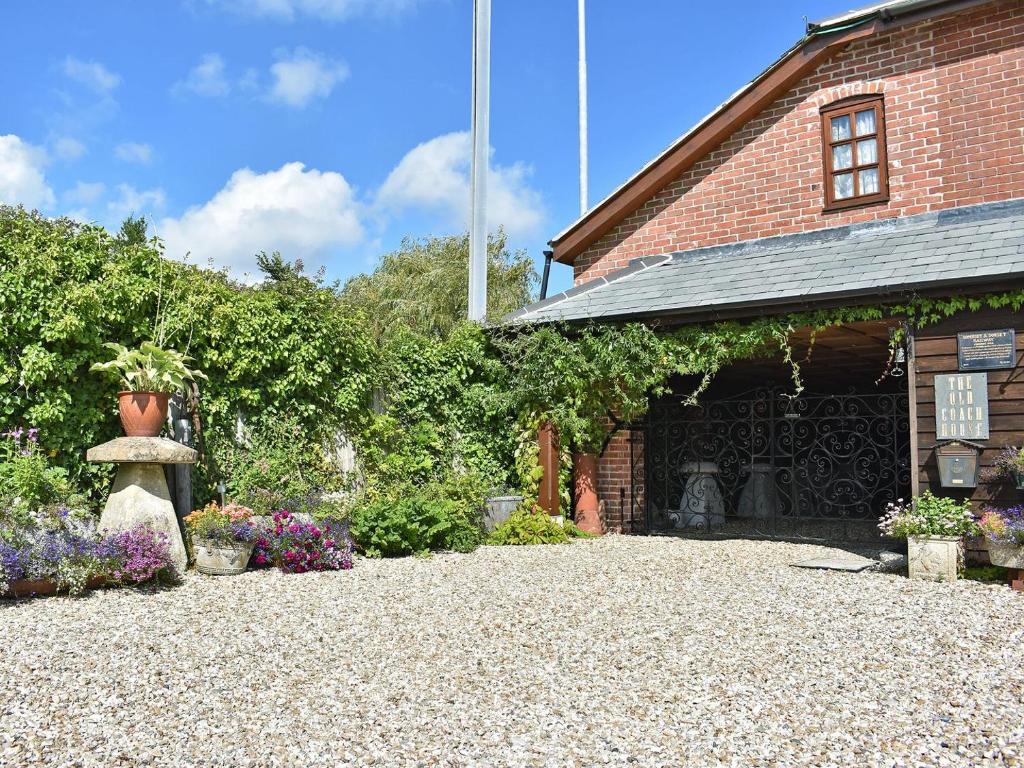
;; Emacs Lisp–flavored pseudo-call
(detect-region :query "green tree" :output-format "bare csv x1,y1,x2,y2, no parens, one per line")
340,231,537,341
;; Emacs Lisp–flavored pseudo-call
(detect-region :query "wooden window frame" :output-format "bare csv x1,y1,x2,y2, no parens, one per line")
820,95,889,212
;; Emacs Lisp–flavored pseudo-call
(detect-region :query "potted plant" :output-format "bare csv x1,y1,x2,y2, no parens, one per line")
184,503,257,575
90,342,207,437
979,504,1024,570
990,446,1024,490
878,491,978,582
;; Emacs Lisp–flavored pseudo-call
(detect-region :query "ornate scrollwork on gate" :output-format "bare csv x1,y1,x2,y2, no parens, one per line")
642,388,910,541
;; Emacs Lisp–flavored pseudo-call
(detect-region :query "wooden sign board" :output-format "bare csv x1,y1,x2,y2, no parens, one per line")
957,329,1016,371
934,373,989,440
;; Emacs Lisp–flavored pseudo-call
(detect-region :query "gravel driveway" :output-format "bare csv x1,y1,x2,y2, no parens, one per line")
2,536,1023,767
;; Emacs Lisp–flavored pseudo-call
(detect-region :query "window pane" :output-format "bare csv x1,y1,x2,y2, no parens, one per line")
855,108,876,136
832,144,853,170
833,172,854,200
856,138,877,165
859,168,880,195
831,114,852,141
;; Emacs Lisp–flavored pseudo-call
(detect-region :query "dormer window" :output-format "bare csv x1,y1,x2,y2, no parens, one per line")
821,95,889,211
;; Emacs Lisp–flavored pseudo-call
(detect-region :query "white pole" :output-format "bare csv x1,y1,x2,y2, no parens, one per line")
578,0,588,216
468,0,491,323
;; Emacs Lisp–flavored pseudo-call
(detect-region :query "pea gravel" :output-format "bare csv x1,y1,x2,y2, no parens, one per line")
2,536,1023,767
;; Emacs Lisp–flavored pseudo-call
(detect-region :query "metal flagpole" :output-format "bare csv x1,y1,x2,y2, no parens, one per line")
468,0,491,322
578,0,588,216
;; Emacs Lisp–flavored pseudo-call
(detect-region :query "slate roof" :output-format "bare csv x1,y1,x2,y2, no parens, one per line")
509,198,1024,324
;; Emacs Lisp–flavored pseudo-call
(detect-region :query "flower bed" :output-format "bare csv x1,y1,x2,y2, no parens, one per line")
253,510,353,573
1,509,178,598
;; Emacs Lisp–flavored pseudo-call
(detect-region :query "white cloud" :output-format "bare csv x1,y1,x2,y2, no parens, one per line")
107,183,166,222
157,162,364,273
53,137,86,161
0,134,54,209
174,53,231,98
376,131,544,238
114,142,154,165
63,181,106,206
62,57,121,94
209,0,420,22
267,48,349,108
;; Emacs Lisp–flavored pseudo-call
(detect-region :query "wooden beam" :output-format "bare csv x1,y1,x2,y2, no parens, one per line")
907,326,920,498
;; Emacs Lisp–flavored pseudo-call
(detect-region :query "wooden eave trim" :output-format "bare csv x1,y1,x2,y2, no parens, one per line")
551,0,994,266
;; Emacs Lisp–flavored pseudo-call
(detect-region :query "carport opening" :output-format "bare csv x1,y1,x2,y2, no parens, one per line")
642,320,912,542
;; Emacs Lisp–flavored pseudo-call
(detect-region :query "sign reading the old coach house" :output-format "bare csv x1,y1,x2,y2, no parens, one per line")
957,329,1016,371
934,373,990,440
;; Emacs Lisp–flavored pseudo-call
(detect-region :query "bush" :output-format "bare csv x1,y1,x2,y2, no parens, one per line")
878,491,977,538
211,415,346,516
0,207,378,502
0,428,89,527
487,507,590,546
350,485,485,558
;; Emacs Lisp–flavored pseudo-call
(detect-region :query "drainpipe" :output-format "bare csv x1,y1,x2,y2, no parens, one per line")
540,249,553,300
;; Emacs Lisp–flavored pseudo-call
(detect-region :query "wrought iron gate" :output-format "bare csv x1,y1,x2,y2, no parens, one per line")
639,388,911,541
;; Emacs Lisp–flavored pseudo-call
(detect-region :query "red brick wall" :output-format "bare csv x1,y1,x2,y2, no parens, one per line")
574,0,1024,284
587,0,1024,532
596,428,639,534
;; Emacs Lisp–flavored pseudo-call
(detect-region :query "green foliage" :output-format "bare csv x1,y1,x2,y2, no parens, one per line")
0,206,377,499
349,477,486,557
341,231,537,342
356,323,516,498
116,215,149,247
0,429,89,527
878,491,978,538
210,414,344,515
487,507,590,546
90,341,208,394
493,323,670,453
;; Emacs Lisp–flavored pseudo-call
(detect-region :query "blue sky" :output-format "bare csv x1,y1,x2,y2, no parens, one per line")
0,0,857,293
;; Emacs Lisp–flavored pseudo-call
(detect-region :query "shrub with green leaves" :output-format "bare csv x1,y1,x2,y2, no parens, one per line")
487,507,590,546
210,414,345,516
878,491,977,538
1,428,89,527
0,207,378,500
349,473,487,557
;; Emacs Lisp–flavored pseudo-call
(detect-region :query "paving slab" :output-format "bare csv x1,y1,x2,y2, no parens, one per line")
790,556,877,572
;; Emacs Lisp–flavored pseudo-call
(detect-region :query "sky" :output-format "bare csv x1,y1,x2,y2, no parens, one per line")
0,0,859,294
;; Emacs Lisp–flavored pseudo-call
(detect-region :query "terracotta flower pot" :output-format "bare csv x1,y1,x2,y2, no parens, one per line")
573,452,603,535
4,575,106,598
5,579,57,598
117,391,169,437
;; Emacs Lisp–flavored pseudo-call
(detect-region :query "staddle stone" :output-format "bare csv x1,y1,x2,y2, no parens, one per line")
88,437,196,574
87,436,198,464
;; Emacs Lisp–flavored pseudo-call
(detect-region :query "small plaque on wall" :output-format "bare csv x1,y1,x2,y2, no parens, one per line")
957,329,1016,371
934,373,989,440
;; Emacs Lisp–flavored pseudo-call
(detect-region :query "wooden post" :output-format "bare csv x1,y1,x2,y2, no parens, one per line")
169,394,194,528
906,325,920,498
537,421,560,517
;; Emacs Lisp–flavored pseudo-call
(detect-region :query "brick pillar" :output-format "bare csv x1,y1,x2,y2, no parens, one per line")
598,428,639,534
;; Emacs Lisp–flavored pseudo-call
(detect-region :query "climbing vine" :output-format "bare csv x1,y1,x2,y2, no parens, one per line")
494,288,1024,460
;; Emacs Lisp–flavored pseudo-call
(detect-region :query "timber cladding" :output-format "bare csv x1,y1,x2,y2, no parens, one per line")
913,307,1024,506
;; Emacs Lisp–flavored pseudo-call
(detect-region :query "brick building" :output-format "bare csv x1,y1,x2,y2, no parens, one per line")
511,0,1024,541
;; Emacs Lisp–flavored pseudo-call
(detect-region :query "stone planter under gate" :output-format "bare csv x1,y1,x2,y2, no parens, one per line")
194,539,254,576
907,535,962,582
